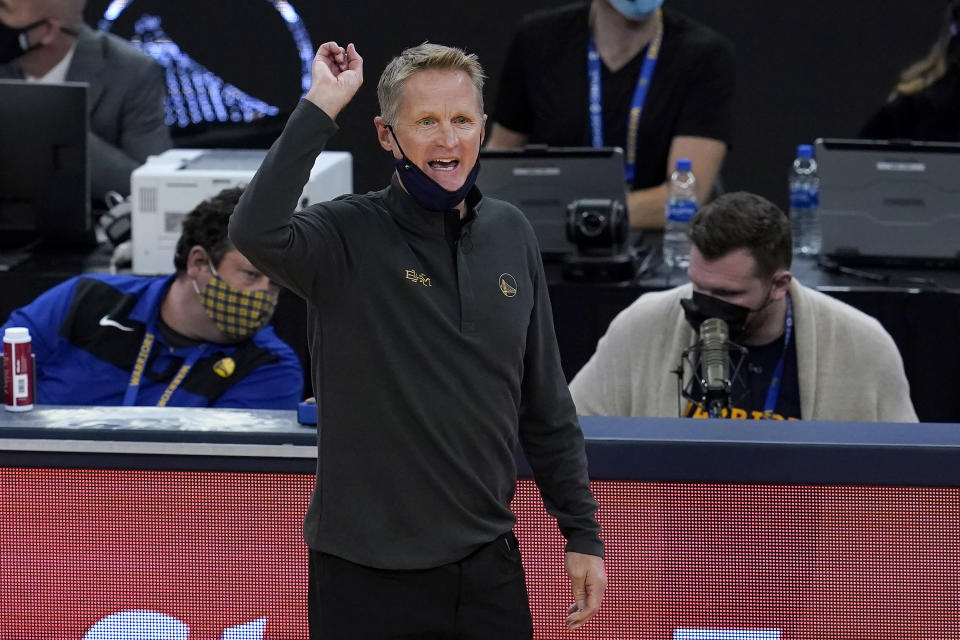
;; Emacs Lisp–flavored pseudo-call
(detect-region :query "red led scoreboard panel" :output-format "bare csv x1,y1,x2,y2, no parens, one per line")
2,468,958,639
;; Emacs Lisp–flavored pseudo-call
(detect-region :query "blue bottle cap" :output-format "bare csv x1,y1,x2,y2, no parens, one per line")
797,144,814,159
676,158,692,171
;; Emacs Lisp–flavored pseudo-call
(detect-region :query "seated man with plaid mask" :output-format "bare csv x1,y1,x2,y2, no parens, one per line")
1,187,303,408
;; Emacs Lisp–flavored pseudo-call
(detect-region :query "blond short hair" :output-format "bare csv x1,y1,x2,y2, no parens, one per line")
377,42,485,125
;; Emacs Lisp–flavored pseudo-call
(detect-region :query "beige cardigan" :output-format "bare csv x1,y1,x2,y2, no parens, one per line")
570,280,918,422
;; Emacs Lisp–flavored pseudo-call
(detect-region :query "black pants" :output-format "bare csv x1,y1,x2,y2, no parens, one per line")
308,533,533,639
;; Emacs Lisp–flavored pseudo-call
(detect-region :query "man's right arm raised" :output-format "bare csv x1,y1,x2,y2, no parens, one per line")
229,42,364,299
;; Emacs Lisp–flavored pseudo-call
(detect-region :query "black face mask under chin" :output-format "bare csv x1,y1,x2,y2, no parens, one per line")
0,20,76,66
386,125,481,212
0,19,48,65
681,291,763,340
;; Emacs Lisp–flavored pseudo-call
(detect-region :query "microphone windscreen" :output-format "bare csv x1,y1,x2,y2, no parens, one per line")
700,317,729,392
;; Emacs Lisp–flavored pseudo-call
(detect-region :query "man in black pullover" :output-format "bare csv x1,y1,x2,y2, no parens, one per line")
230,40,606,638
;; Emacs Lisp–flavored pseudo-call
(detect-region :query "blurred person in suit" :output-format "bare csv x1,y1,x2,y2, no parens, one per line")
0,0,171,200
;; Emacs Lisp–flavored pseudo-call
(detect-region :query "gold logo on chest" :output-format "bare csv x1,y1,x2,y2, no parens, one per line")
404,268,432,287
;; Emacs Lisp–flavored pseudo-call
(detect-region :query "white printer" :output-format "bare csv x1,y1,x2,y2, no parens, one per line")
130,148,352,274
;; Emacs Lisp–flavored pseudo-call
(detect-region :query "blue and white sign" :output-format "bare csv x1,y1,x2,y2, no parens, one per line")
98,0,314,127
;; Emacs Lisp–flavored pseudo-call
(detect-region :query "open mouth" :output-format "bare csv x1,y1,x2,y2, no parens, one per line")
428,159,459,172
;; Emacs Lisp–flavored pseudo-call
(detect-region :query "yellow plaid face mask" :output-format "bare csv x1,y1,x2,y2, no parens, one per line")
194,264,277,340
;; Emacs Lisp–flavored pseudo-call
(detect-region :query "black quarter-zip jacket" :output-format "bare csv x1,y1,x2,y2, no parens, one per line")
231,99,602,569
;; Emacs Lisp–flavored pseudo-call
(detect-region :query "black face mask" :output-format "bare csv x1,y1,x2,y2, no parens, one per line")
0,19,48,65
680,291,754,340
386,125,481,212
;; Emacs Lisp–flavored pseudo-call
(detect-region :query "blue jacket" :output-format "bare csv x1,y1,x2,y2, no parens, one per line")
2,274,302,409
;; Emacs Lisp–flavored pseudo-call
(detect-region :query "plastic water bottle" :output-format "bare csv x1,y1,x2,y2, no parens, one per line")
663,158,698,270
789,144,821,256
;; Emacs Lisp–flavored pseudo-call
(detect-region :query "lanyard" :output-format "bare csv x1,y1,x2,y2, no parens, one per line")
587,10,663,184
761,293,794,419
123,329,209,407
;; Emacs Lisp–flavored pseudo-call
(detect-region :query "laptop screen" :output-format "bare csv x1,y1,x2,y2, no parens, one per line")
0,80,91,250
817,137,960,266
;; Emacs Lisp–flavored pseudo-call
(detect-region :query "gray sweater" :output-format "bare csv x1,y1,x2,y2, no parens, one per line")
230,100,602,569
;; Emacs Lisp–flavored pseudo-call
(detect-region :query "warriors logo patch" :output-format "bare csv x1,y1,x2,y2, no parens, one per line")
499,273,518,298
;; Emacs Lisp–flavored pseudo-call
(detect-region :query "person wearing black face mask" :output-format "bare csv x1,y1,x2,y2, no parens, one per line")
680,288,772,344
230,41,606,638
0,0,170,201
570,191,918,423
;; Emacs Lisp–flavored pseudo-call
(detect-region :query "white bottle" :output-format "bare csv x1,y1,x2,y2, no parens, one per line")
789,144,821,256
663,158,698,270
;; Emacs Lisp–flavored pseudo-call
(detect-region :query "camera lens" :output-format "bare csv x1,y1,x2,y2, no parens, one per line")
577,211,607,238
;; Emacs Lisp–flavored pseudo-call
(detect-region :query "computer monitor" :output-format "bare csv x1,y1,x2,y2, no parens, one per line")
477,147,628,257
817,137,960,266
0,80,91,251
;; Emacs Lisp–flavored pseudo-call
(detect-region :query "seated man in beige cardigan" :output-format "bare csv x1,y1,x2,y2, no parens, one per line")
570,191,918,422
